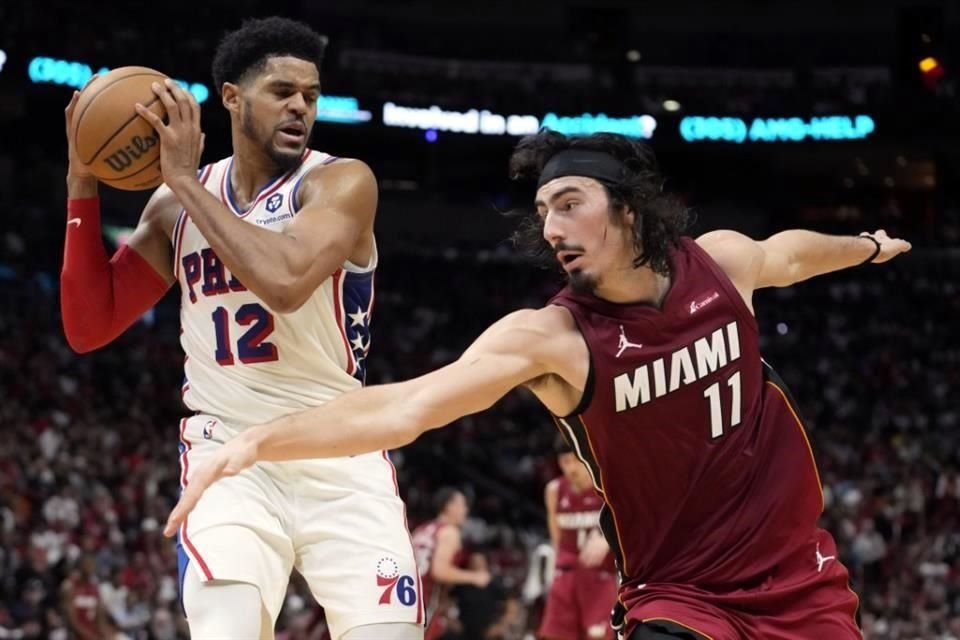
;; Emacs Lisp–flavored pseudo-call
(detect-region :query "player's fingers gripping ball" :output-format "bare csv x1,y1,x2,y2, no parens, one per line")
71,66,168,191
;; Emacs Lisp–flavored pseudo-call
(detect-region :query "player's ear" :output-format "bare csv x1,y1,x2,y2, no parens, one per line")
221,83,240,113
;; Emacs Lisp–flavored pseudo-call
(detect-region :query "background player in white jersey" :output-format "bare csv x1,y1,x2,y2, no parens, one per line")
60,16,423,640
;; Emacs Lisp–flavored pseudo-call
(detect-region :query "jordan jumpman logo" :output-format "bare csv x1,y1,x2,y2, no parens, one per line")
616,325,643,358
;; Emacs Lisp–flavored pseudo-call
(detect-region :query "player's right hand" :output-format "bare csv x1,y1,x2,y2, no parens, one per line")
579,530,610,568
862,229,912,264
65,77,98,180
163,430,259,537
472,569,492,588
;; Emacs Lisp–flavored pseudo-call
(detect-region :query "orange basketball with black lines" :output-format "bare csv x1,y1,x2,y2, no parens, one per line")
72,66,168,191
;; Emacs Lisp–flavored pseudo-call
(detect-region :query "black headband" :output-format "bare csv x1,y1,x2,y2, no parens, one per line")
537,150,627,188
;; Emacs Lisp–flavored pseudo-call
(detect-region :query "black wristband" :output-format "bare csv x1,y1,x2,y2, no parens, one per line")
858,233,881,266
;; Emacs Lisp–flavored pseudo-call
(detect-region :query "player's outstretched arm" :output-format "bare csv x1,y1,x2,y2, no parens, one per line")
165,307,567,537
697,228,912,297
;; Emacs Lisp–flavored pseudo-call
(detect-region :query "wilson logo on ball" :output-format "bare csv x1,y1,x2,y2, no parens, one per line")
72,66,168,190
102,134,159,173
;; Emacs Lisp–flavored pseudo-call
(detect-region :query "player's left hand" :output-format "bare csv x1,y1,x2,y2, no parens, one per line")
135,78,205,185
163,430,258,537
578,531,610,568
862,229,912,264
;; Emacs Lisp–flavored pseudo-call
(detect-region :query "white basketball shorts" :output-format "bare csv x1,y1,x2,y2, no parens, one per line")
175,414,425,638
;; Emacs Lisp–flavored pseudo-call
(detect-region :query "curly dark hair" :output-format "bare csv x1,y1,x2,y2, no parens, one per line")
433,487,465,515
212,17,328,89
508,130,689,276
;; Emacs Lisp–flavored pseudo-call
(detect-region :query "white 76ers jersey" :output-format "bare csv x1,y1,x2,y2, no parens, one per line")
172,150,375,428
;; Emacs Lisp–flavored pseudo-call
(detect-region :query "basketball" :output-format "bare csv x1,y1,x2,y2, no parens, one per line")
72,66,168,191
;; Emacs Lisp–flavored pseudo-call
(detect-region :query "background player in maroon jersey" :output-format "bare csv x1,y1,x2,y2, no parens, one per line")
60,555,107,640
540,436,618,640
166,130,912,640
412,488,491,639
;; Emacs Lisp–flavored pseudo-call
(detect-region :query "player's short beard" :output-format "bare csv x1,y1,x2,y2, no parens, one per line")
568,269,598,296
241,103,302,172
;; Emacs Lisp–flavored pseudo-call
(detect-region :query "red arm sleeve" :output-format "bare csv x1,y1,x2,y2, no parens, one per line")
60,198,171,353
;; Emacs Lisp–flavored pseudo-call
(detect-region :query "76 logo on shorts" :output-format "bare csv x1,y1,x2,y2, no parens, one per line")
376,558,417,607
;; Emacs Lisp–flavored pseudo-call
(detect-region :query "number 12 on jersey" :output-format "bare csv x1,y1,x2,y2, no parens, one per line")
211,303,278,365
704,371,741,439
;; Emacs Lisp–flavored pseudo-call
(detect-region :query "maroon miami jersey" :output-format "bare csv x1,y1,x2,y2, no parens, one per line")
540,475,619,640
554,476,616,573
65,577,101,638
549,237,859,639
411,519,467,625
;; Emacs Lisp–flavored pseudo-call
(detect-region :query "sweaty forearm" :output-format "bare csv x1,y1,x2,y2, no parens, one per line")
249,381,424,461
762,230,878,285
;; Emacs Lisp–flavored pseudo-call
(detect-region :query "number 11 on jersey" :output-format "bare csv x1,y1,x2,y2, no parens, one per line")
704,371,741,439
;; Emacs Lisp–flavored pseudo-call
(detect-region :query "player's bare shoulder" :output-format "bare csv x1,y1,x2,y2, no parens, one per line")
294,157,378,266
696,230,763,310
296,157,377,218
696,230,762,276
545,477,561,501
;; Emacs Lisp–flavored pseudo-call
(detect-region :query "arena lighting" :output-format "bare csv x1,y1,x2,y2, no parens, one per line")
315,95,372,124
383,102,535,135
918,56,945,89
0,50,7,73
919,57,939,73
382,102,657,139
679,115,876,143
540,112,657,139
27,56,210,103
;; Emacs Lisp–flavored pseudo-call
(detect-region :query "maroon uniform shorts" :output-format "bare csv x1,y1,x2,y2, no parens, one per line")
540,567,619,640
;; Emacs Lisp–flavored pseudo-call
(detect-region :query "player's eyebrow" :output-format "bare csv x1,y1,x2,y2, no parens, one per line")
534,186,585,209
267,80,321,93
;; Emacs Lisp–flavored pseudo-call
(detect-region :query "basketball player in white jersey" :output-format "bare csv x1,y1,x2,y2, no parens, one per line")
60,17,423,640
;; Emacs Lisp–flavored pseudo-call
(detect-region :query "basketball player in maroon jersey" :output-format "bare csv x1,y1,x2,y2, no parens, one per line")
60,555,107,640
412,488,492,639
540,436,618,640
167,130,912,639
